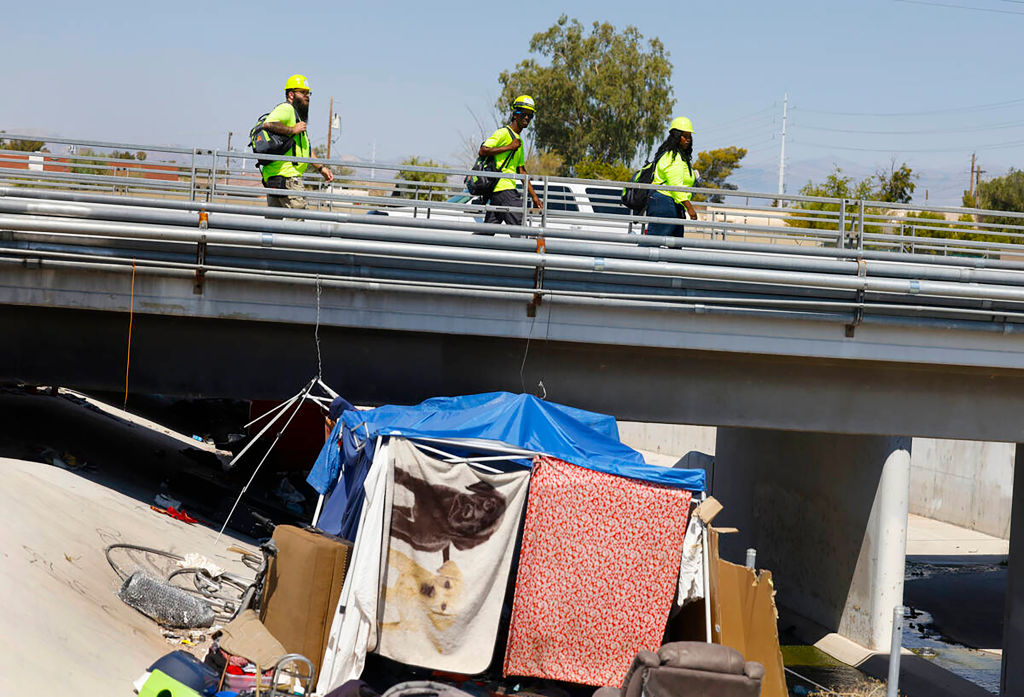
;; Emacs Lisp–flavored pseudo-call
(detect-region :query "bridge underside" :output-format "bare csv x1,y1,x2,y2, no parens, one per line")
4,303,1024,442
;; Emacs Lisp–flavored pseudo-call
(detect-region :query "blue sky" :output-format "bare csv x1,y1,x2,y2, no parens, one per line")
4,0,1023,204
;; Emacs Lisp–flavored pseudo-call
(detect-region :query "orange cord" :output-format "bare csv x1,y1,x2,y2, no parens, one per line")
124,259,135,410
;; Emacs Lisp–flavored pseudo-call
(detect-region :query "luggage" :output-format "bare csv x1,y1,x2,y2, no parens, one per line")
260,525,353,676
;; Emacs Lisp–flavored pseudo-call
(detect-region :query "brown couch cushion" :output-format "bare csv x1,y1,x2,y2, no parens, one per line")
260,525,352,676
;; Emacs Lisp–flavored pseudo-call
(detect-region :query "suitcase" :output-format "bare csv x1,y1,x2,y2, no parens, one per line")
260,525,353,676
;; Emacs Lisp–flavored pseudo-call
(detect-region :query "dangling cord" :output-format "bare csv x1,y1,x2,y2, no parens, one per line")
314,274,323,381
123,259,136,410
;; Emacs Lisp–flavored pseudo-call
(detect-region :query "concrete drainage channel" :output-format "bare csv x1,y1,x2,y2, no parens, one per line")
782,644,888,695
903,559,1007,694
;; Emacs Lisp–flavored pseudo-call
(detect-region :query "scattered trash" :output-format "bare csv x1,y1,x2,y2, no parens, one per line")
178,553,225,578
40,447,96,472
154,492,182,509
150,505,199,525
273,476,306,515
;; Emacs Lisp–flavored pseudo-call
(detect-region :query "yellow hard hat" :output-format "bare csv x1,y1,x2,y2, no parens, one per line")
284,74,311,93
512,95,536,113
670,116,694,133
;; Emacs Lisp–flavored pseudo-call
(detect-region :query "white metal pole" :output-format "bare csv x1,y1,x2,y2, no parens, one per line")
702,519,713,643
311,494,325,528
887,605,904,697
777,93,788,203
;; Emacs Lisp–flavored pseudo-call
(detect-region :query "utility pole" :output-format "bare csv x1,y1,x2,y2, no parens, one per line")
976,164,986,200
969,153,976,200
326,96,334,160
777,93,788,205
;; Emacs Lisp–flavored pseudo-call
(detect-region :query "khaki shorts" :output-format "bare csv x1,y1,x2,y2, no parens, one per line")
264,175,307,209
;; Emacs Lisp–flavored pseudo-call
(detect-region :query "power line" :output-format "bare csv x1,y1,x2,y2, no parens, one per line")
699,106,775,133
791,136,1024,153
793,119,1024,135
794,97,1024,117
895,0,1024,15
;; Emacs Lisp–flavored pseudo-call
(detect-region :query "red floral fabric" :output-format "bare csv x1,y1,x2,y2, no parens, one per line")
503,457,692,687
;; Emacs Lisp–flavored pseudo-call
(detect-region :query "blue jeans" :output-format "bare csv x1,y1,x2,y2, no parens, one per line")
646,191,685,238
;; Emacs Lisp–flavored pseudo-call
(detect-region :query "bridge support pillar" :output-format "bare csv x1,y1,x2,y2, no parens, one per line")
1002,444,1024,695
713,428,911,650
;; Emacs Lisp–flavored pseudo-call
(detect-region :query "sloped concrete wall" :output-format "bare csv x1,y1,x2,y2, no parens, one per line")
910,439,1015,540
713,428,911,651
621,421,1013,541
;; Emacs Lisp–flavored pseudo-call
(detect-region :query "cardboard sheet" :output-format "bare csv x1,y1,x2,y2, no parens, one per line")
708,531,788,697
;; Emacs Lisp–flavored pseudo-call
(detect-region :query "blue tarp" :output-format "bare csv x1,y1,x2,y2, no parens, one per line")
308,392,706,537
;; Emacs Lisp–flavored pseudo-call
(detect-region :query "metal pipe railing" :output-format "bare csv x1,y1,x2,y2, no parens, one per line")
8,213,1024,306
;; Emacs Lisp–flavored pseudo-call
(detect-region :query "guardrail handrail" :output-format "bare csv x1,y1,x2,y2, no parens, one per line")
3,131,1023,257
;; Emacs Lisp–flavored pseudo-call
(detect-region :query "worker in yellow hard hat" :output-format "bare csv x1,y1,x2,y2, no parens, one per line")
475,94,544,232
646,116,698,238
260,74,333,210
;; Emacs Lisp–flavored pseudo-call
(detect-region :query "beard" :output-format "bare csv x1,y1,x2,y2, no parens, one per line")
294,101,309,121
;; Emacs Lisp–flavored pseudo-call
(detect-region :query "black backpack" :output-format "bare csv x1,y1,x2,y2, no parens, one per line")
621,157,657,212
249,104,298,169
465,127,517,198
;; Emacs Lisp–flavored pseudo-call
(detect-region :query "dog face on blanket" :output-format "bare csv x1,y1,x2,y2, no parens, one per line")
383,549,464,636
391,468,508,553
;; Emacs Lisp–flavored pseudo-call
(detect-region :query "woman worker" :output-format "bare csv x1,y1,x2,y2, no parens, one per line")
646,116,698,237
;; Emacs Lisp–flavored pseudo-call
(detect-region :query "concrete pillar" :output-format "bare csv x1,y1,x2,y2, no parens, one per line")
1002,444,1024,695
713,428,911,650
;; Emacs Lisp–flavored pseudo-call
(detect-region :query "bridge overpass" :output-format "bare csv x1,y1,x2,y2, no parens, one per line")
4,135,1024,693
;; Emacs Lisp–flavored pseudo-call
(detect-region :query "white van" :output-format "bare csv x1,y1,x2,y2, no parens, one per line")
375,181,640,236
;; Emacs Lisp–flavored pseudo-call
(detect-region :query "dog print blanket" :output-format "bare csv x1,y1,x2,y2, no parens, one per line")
503,456,693,687
377,438,530,673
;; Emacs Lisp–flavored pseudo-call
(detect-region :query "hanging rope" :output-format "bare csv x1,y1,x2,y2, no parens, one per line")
314,274,323,380
123,258,136,410
215,378,317,544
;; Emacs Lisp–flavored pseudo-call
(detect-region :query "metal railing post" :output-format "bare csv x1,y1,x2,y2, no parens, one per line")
838,199,846,249
858,199,865,252
209,151,217,203
541,176,549,228
189,149,198,202
521,172,529,228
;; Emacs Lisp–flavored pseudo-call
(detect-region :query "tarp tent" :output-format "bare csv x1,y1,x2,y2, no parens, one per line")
307,392,706,538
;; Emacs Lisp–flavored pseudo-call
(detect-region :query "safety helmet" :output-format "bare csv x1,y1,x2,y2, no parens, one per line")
284,74,311,93
512,95,536,113
670,116,694,133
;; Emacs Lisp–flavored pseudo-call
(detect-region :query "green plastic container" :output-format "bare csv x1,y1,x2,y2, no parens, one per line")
138,669,203,697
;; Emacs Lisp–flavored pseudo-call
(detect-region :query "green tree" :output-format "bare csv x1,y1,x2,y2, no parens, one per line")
497,15,674,173
525,149,565,176
68,148,107,176
394,156,447,202
0,131,45,152
976,168,1024,235
875,160,916,203
787,167,875,230
574,158,632,182
692,147,747,203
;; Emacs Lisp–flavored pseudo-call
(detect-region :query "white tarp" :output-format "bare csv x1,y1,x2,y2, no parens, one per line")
316,439,392,694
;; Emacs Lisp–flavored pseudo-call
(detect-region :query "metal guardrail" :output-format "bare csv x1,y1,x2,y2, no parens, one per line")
3,133,1024,336
3,132,1023,258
